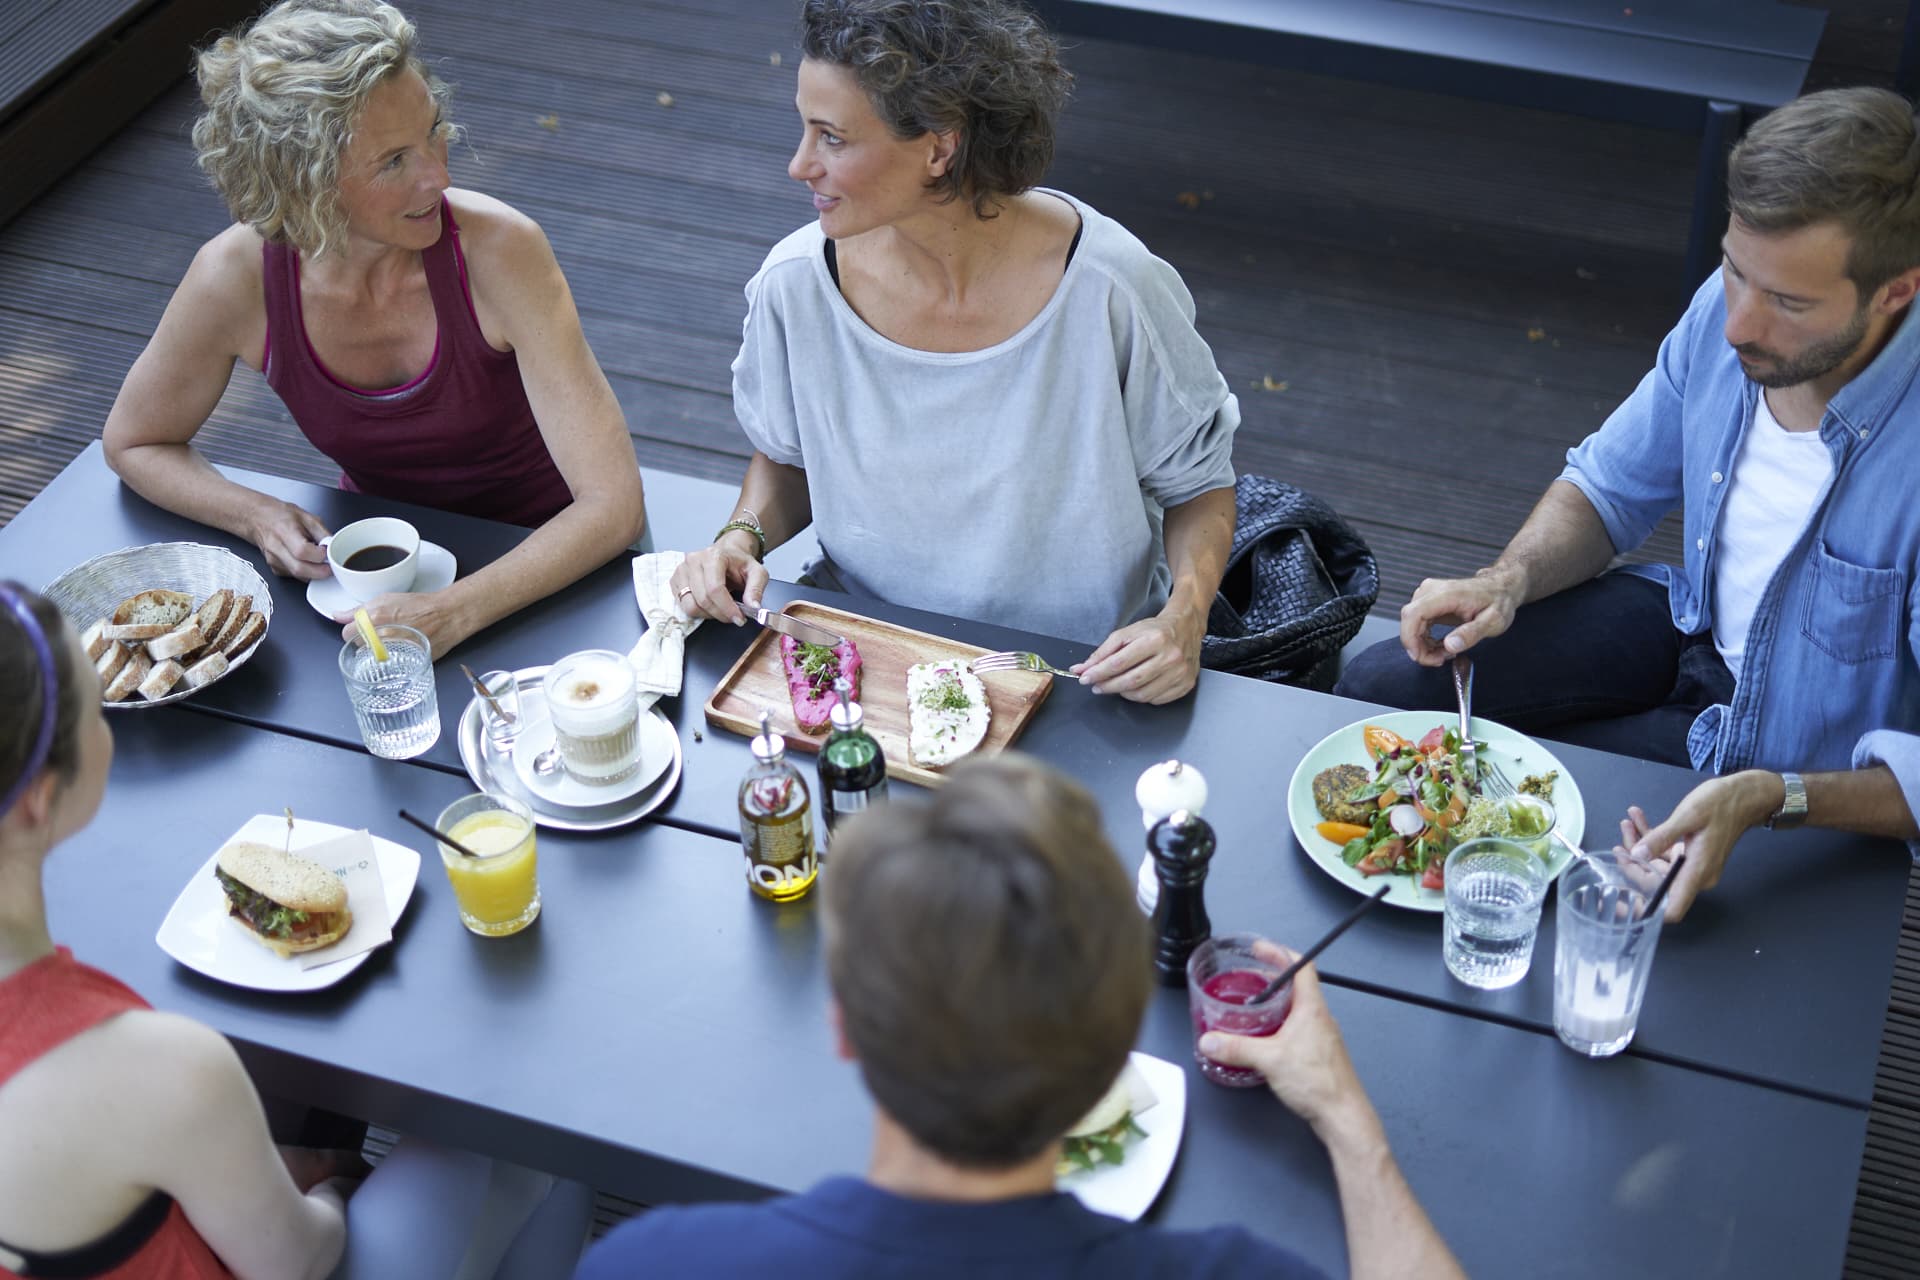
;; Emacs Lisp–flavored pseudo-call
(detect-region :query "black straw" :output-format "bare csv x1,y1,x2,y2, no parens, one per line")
1639,853,1687,921
397,808,481,859
1252,884,1392,1004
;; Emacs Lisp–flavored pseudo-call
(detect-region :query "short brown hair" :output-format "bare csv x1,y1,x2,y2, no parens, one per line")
799,0,1072,219
0,583,85,798
823,755,1150,1168
1728,86,1920,296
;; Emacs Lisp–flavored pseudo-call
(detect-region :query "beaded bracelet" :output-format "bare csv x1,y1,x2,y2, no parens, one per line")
714,514,766,561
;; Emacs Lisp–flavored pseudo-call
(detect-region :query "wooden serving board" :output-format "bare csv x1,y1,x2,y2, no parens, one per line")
704,602,1053,787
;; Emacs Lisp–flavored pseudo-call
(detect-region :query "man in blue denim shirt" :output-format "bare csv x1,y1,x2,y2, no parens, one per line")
1337,88,1920,919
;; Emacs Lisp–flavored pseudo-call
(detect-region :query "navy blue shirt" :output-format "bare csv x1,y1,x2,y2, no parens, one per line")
575,1177,1327,1279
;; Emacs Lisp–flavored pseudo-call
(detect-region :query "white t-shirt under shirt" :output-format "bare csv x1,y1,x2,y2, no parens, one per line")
1712,389,1833,680
730,189,1239,645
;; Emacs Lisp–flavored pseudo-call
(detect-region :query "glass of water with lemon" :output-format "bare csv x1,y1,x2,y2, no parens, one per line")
338,609,440,760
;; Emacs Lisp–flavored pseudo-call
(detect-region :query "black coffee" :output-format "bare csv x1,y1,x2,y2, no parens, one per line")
342,545,409,572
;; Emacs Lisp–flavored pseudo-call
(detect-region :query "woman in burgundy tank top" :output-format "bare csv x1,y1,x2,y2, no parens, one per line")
100,0,644,657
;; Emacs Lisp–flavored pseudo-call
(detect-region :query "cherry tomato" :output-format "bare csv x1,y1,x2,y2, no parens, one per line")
1416,725,1448,754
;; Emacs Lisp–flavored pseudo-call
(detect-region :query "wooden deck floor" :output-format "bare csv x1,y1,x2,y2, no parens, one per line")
0,0,1914,1271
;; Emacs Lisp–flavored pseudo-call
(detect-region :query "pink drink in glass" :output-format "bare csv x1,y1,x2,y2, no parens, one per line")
1187,934,1293,1087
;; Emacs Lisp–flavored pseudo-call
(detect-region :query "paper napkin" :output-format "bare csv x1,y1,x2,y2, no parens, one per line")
627,550,704,713
297,829,394,969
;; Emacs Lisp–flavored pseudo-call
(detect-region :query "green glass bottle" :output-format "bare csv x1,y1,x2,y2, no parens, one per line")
818,677,888,847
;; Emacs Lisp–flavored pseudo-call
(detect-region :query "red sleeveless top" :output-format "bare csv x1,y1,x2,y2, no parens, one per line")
262,200,572,527
0,949,229,1279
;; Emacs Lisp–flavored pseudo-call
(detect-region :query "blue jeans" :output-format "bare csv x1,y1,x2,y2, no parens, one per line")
1332,572,1734,769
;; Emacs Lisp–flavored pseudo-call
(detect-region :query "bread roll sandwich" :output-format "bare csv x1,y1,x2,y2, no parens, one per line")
214,841,353,957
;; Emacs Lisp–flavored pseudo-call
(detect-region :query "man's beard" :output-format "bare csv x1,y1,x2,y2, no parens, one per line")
1733,303,1871,389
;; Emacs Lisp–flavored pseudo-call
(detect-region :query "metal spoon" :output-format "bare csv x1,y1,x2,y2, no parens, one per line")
533,744,562,777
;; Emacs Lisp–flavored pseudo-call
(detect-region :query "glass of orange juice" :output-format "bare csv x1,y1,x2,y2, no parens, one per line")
434,793,540,937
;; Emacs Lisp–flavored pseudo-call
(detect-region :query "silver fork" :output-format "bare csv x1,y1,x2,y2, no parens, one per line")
1480,758,1582,861
970,651,1075,678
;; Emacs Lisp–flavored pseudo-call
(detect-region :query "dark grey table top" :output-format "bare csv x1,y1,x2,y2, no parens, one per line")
4,446,1906,1107
47,715,1865,1279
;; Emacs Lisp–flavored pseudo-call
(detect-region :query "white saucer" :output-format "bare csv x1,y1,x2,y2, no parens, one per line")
510,713,675,807
306,540,458,619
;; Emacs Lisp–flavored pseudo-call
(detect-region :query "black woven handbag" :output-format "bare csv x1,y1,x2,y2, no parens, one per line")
1200,475,1379,690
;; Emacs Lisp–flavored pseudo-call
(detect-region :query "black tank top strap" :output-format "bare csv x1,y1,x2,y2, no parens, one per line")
0,1190,174,1278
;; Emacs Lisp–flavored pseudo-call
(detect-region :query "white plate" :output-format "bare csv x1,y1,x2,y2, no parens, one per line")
155,816,421,992
305,540,458,619
509,713,675,807
1285,712,1586,913
1057,1052,1186,1221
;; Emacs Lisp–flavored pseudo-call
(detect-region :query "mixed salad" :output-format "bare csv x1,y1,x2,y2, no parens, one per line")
1313,724,1479,891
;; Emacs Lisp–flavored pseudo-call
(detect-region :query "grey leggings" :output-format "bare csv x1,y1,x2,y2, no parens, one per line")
329,1139,594,1279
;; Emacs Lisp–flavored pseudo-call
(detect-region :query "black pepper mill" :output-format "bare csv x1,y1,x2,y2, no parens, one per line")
1147,808,1214,986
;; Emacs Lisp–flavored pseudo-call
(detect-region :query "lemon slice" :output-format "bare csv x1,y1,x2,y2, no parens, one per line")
353,608,388,663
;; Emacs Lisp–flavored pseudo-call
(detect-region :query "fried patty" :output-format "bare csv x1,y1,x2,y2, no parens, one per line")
1312,764,1375,826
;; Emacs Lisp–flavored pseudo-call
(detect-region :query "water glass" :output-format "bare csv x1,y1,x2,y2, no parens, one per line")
1443,837,1549,989
1554,851,1667,1056
476,669,519,752
338,623,440,760
1186,934,1292,1088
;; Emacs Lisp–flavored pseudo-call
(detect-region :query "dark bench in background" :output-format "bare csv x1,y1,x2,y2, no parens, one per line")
1027,0,1829,289
0,0,254,229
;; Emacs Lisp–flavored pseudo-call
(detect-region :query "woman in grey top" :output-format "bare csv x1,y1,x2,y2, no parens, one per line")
672,0,1238,703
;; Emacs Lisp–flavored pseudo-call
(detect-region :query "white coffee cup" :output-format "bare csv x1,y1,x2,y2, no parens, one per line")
545,649,641,785
325,517,421,603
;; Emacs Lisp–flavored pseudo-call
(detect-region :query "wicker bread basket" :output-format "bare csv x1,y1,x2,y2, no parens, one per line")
43,542,273,710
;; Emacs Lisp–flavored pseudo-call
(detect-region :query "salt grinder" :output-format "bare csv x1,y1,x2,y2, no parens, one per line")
1134,760,1209,913
1147,807,1215,986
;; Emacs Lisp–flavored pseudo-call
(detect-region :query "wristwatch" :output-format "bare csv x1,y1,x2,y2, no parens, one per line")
1764,771,1808,830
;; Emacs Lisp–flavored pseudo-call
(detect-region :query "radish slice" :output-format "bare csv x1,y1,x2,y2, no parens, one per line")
1389,804,1425,837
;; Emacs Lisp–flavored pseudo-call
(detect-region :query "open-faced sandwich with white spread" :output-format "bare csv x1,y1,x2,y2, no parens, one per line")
906,660,990,767
1056,1060,1158,1177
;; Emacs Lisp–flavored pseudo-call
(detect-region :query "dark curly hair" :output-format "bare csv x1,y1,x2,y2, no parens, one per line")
799,0,1072,218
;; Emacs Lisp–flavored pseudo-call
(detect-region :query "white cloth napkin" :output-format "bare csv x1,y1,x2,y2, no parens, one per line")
627,551,703,713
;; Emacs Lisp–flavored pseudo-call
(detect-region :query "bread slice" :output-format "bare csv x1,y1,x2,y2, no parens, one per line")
221,610,267,658
137,659,184,701
101,589,192,642
906,661,991,767
192,590,234,649
211,595,254,651
81,619,111,662
104,646,153,702
182,651,229,689
95,640,130,684
217,841,348,914
146,619,205,662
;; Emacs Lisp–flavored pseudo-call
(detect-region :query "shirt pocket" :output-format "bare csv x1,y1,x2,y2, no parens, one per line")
1799,541,1905,664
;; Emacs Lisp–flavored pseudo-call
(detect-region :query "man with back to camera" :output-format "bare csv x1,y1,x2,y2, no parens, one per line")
1335,87,1920,920
575,754,1464,1278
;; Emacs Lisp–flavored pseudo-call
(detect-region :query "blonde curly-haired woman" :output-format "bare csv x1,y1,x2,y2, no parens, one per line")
102,0,645,658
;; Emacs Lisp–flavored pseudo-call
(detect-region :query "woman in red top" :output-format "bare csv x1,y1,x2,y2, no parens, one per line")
102,0,645,657
0,584,592,1278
